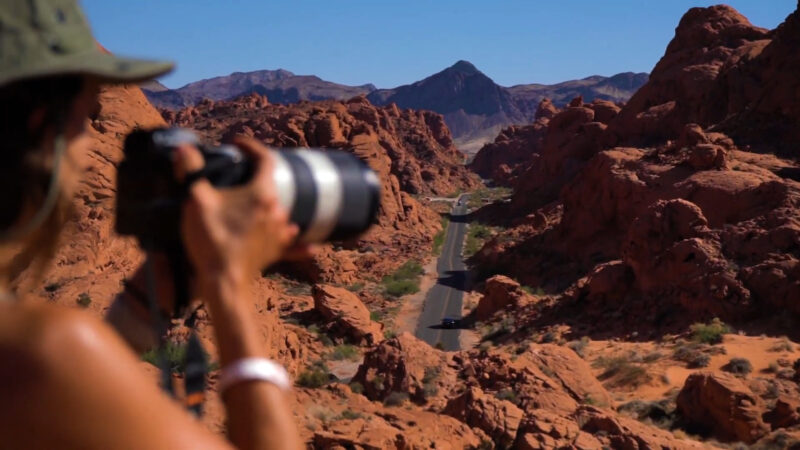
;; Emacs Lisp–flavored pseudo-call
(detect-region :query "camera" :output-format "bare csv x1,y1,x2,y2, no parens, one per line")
115,128,381,251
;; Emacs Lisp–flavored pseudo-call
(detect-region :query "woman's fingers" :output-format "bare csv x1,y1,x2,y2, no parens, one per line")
281,243,318,261
233,136,275,189
173,144,216,201
172,144,204,181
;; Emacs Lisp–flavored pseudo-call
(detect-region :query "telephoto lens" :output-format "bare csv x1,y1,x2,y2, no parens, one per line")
116,128,381,249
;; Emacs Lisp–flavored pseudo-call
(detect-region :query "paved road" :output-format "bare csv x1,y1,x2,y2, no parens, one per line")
415,194,469,350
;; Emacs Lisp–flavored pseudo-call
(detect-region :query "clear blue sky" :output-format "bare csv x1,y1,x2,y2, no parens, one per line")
81,1,794,90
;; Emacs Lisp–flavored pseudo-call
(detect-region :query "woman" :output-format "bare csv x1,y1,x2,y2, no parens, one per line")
0,1,303,448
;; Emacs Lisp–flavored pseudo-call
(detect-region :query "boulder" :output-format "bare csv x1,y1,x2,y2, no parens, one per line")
676,372,769,443
443,387,524,447
351,332,450,403
475,275,534,320
764,396,800,430
312,284,382,345
576,406,705,449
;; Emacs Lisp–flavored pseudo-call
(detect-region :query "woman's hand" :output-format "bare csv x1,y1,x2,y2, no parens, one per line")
173,137,303,283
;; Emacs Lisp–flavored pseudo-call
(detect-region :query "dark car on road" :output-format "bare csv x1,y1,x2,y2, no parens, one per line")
441,317,460,329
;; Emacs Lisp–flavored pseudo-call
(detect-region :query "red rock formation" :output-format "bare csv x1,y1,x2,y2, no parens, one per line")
575,406,705,449
312,284,383,345
165,93,480,284
351,332,452,404
470,4,800,328
474,275,535,320
443,386,524,446
677,372,770,443
468,99,558,185
608,5,769,146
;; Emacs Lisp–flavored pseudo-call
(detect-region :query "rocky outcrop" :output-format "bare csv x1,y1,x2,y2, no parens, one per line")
473,2,800,329
522,344,613,408
677,372,769,443
312,284,382,345
607,5,770,146
351,332,452,403
443,386,524,447
764,396,800,430
165,94,479,284
575,406,705,449
474,275,535,320
468,99,557,185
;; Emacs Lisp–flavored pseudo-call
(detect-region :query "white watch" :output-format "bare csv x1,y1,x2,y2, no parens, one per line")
218,358,292,393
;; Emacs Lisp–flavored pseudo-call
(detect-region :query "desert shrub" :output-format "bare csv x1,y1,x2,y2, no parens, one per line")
689,353,711,368
369,310,383,322
767,362,780,373
422,383,438,399
383,279,419,297
690,318,730,344
392,261,424,280
319,334,334,347
434,342,444,350
724,358,753,376
618,400,673,429
432,217,449,255
329,344,359,361
381,260,423,298
541,331,557,343
465,223,492,256
642,352,663,363
141,341,195,373
422,366,441,384
478,341,492,354
383,329,397,339
372,375,385,391
76,292,92,308
594,356,649,387
296,361,331,388
338,409,363,420
383,391,409,406
673,343,712,368
770,337,794,352
495,389,518,404
284,282,312,296
309,406,336,424
568,336,590,358
346,282,364,292
349,382,364,394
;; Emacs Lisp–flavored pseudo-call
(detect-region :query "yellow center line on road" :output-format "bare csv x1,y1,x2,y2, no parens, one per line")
433,195,463,347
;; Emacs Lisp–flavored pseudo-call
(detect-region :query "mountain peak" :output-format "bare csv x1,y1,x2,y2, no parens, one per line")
449,60,480,74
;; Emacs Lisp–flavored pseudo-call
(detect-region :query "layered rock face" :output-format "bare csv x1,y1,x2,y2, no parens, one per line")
470,4,800,327
163,93,480,283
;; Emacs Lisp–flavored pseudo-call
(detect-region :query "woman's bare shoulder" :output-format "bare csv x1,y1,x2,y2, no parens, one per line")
0,302,230,449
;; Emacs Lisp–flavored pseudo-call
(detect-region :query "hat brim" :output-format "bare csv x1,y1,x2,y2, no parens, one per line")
0,48,173,86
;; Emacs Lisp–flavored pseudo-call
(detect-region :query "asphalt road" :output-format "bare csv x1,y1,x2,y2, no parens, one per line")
414,194,469,351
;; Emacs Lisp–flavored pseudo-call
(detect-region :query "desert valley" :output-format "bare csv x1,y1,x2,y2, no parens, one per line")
15,3,800,449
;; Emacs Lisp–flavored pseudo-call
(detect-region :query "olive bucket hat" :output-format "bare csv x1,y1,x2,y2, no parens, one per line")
0,0,173,87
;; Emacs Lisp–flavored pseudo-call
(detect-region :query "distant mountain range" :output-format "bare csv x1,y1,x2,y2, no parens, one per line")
143,69,376,108
143,61,647,152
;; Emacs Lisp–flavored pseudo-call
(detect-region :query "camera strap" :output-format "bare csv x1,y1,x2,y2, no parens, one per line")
143,247,208,417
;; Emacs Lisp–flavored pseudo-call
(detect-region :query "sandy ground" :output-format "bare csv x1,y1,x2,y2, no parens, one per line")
395,256,439,336
583,333,800,406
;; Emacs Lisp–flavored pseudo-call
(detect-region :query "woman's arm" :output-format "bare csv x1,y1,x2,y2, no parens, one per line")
175,137,303,450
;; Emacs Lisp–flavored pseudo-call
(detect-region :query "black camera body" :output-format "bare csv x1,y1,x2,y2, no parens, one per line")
116,128,380,251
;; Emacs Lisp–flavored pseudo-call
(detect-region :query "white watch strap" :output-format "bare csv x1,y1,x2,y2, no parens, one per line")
218,358,291,392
